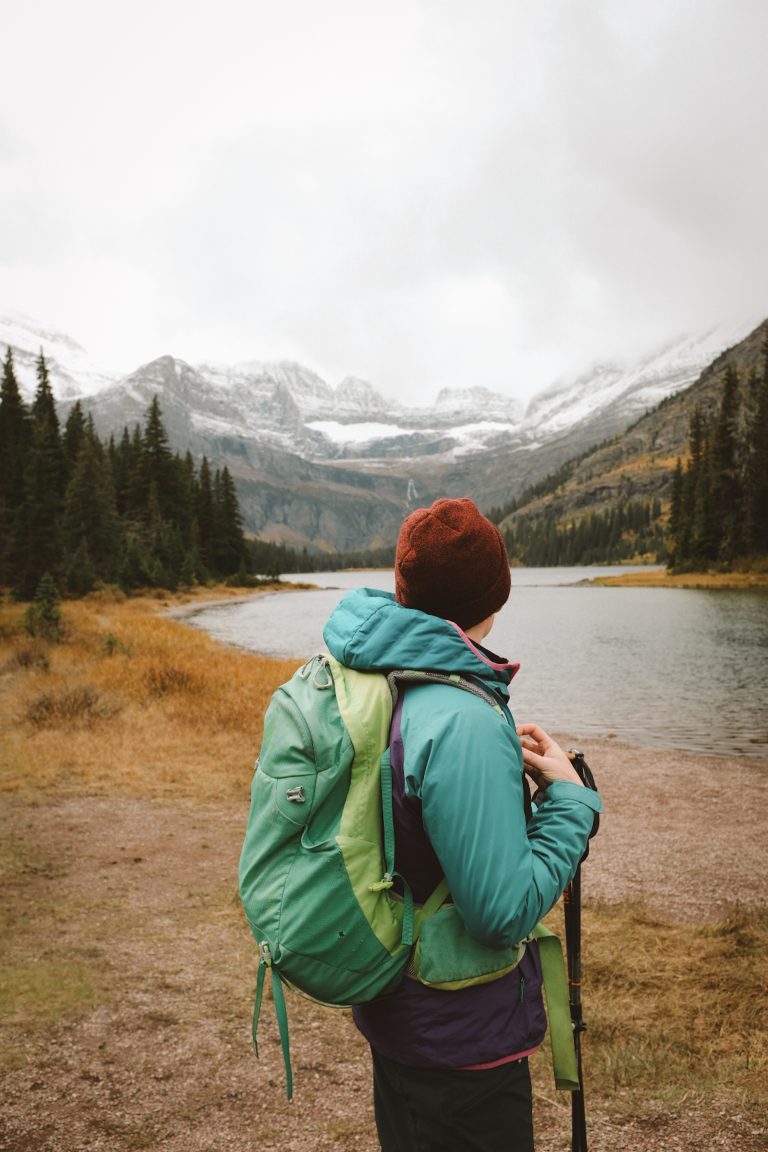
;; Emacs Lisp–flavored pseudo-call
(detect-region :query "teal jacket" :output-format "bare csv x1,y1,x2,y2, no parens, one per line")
324,588,603,951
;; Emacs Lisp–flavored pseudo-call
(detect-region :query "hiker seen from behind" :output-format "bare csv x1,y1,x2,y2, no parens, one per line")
239,496,603,1152
323,498,602,1151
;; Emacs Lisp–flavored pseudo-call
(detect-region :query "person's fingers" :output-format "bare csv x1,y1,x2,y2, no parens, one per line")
521,747,545,771
517,722,547,742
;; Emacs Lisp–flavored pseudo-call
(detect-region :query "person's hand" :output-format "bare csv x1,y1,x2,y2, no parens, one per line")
516,723,584,790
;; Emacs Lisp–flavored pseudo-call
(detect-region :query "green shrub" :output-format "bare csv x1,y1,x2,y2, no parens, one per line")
24,573,64,642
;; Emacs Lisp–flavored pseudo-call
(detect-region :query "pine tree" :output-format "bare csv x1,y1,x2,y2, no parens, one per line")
749,330,768,555
32,350,59,432
214,466,247,574
25,572,64,641
65,538,97,597
667,458,686,566
62,400,88,485
675,408,705,566
62,436,122,590
711,364,742,562
110,427,134,517
11,402,65,598
196,456,216,576
124,424,147,522
142,396,176,520
0,348,31,584
119,535,151,590
173,452,197,553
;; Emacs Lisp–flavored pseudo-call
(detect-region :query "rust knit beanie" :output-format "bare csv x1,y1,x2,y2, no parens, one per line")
395,497,511,630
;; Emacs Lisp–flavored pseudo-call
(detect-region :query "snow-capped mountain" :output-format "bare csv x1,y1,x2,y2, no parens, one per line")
3,309,752,458
0,312,118,401
523,321,759,439
2,309,763,551
76,355,524,463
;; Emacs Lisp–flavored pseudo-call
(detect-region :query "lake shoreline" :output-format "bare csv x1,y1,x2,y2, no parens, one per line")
160,579,319,621
585,568,768,589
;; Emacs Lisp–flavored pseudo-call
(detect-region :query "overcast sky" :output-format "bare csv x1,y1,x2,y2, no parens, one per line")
1,0,767,404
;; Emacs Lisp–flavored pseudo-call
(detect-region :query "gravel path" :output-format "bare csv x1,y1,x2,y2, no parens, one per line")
2,739,767,1151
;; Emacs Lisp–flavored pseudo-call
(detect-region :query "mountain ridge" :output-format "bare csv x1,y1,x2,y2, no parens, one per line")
498,318,768,558
1,311,762,551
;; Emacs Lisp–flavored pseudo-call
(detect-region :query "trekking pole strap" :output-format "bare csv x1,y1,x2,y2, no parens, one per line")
532,923,580,1092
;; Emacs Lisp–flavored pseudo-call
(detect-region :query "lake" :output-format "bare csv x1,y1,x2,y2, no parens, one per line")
187,567,768,760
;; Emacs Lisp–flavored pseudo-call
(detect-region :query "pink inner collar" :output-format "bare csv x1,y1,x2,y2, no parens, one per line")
448,620,520,678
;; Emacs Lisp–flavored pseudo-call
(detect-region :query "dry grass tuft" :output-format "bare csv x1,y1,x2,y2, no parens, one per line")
24,684,118,728
571,902,768,1106
143,661,200,697
4,643,50,672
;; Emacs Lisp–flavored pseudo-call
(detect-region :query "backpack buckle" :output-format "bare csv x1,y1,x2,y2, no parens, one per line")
258,940,273,967
368,872,394,892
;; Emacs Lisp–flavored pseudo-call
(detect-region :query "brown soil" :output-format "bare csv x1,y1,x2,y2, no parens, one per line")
2,739,767,1152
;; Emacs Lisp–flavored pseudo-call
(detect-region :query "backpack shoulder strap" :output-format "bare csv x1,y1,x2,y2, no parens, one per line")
381,669,506,944
386,668,506,716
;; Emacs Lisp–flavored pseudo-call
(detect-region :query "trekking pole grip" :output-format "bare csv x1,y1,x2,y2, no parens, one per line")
567,749,599,861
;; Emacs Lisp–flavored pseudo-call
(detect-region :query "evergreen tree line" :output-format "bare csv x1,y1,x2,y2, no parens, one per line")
0,348,249,598
503,499,665,567
249,537,396,577
669,338,768,569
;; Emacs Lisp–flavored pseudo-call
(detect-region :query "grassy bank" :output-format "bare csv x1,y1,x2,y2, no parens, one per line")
1,593,767,1149
0,585,298,800
588,569,768,589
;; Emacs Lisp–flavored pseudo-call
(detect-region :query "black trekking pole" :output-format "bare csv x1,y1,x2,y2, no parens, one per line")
564,750,599,1152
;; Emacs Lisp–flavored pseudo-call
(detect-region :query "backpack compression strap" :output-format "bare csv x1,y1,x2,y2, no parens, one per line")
252,941,293,1099
532,923,580,1091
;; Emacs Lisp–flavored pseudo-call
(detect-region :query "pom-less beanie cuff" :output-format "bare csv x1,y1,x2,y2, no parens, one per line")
395,497,511,630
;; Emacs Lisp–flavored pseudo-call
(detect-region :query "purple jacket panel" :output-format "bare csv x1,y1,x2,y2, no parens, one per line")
353,690,548,1068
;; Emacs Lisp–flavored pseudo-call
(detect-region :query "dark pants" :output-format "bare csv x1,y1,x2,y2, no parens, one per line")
371,1049,535,1152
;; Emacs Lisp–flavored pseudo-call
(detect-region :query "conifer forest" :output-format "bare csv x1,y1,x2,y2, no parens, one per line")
669,339,768,569
0,349,249,600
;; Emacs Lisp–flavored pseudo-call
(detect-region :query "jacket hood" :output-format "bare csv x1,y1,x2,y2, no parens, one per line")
323,588,518,694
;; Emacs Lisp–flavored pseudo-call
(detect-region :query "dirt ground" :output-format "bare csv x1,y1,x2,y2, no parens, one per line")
2,739,768,1152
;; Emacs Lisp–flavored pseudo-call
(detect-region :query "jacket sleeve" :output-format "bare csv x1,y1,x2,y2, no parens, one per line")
404,688,603,949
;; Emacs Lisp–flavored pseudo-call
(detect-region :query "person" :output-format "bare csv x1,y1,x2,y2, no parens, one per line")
322,497,603,1152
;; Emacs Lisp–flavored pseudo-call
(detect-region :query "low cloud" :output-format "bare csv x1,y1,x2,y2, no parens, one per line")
1,0,767,402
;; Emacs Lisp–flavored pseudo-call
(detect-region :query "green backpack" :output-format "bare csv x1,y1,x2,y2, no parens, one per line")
238,653,578,1097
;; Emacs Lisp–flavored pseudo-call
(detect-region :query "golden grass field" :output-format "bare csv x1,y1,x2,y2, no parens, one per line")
1,587,767,1150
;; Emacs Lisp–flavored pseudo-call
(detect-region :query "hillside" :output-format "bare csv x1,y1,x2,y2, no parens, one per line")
497,318,768,563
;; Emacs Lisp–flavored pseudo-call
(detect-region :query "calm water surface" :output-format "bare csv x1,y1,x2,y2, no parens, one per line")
189,567,768,759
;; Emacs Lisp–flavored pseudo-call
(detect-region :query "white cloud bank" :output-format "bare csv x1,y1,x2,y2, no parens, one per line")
1,0,767,403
